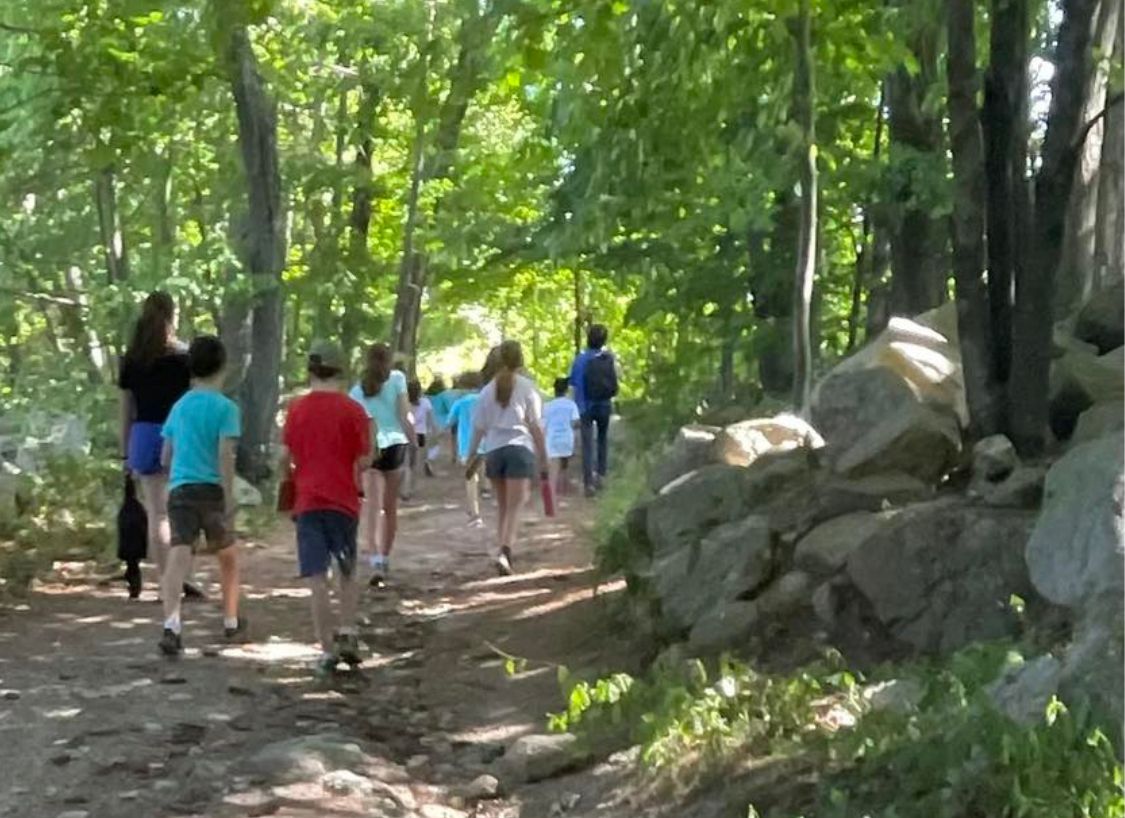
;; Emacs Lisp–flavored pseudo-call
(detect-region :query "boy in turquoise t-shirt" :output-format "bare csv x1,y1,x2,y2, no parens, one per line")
158,335,244,656
447,372,485,526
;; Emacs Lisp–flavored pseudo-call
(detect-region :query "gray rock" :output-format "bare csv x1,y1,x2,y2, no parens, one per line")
56,812,89,818
1026,433,1124,608
712,414,824,468
755,571,813,618
240,734,368,785
809,472,933,523
1058,593,1124,750
1049,348,1124,440
687,601,759,654
975,466,1047,510
651,516,773,632
847,501,1037,654
454,773,500,801
972,435,1018,482
1072,401,1125,444
833,402,961,484
501,734,586,784
321,769,374,796
646,464,750,558
1075,280,1124,353
862,679,924,714
986,656,1062,726
649,425,719,492
794,511,889,576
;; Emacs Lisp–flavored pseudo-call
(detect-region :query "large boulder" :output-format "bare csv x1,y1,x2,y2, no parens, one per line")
500,734,588,784
650,515,773,632
986,656,1063,727
846,501,1037,654
1058,594,1124,750
1072,401,1125,445
1074,279,1125,354
808,472,933,523
649,425,719,492
712,414,825,468
1048,347,1125,441
794,511,891,577
832,403,961,484
646,465,750,558
811,315,967,450
240,735,368,785
974,466,1046,510
687,601,760,654
1025,433,1124,608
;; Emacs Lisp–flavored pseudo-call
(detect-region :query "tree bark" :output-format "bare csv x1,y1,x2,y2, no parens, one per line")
1009,0,1102,455
947,0,1003,438
791,0,817,412
886,7,947,316
1057,0,1122,311
151,148,175,279
225,25,286,481
1094,19,1124,290
573,266,584,355
847,88,886,351
60,265,106,384
94,165,129,284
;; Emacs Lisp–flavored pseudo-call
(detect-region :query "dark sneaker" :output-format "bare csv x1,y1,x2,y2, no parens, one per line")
314,653,339,677
125,561,142,600
333,632,362,667
223,617,249,642
496,547,513,577
159,628,183,657
584,485,597,499
182,582,206,601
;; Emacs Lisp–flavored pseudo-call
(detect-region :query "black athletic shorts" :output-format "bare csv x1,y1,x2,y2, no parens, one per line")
417,433,427,449
372,443,407,472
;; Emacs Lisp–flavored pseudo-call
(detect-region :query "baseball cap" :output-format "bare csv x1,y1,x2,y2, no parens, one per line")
308,339,346,372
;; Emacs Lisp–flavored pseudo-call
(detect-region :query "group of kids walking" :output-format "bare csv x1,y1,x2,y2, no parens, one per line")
118,292,618,674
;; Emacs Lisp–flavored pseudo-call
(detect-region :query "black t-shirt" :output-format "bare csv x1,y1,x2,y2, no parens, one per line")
119,352,191,423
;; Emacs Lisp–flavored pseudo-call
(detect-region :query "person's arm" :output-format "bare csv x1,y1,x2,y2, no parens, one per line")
530,422,549,474
397,392,417,448
278,445,292,477
119,391,135,461
220,438,238,519
161,438,173,471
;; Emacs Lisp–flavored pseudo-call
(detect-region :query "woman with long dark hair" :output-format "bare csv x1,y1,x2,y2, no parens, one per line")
465,340,548,576
118,291,201,599
349,343,417,586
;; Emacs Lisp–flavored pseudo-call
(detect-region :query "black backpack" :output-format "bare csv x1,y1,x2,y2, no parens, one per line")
117,475,148,562
584,351,619,401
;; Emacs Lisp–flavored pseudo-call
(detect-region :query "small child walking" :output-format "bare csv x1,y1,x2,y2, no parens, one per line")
281,341,372,674
542,377,581,497
158,335,244,656
447,372,485,526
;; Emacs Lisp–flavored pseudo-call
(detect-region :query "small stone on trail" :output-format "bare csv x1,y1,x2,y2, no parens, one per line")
321,769,374,796
160,674,187,685
500,733,587,784
407,753,430,770
2,689,20,700
55,811,88,818
455,773,500,801
228,683,254,696
420,806,468,818
118,791,140,801
49,751,73,766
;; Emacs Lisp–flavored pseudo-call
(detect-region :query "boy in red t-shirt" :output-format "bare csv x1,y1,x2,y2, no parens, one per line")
281,340,372,674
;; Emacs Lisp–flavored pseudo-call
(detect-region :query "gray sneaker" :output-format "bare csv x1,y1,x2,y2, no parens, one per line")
333,632,363,667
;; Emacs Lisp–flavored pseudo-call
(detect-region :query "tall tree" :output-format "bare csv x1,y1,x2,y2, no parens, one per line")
1094,20,1124,290
791,0,817,411
224,20,286,481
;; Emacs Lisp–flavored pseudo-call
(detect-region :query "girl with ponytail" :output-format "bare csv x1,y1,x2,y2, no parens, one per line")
464,340,548,576
349,343,417,586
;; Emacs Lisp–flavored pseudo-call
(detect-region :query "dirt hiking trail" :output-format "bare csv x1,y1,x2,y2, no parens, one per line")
0,473,651,818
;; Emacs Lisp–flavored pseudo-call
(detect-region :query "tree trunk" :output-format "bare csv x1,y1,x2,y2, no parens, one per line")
94,165,129,284
152,148,175,279
847,88,886,351
1057,0,1122,311
947,0,1003,437
225,25,286,481
343,82,381,354
390,109,427,373
573,266,584,355
60,265,106,384
791,0,817,412
1009,0,1102,455
981,0,1030,388
1094,20,1124,290
886,8,947,317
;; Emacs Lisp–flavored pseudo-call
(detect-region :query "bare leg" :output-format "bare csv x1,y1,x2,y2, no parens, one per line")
362,469,382,556
161,545,193,628
337,566,360,632
306,574,334,651
548,459,562,499
492,478,508,555
502,478,531,551
138,474,170,575
465,469,481,520
381,469,402,557
216,545,240,620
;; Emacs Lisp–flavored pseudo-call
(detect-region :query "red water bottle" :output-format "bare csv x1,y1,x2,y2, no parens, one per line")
540,471,556,517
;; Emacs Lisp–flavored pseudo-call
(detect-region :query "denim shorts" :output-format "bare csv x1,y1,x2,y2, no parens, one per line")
296,510,358,579
168,483,232,553
485,445,537,480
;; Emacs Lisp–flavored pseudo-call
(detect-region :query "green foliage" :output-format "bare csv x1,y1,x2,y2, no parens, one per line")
590,454,652,578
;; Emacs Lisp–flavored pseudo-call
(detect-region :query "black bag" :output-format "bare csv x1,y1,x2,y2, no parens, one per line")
584,351,619,401
117,475,148,562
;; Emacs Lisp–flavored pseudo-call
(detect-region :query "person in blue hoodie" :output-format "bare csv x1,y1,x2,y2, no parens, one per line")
568,324,618,497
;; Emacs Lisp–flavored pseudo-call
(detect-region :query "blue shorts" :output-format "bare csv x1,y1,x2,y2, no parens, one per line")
127,422,164,475
296,510,358,579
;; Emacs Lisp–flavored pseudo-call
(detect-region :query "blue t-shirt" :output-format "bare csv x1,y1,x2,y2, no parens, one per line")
162,388,242,490
431,388,462,429
448,392,484,460
350,370,409,449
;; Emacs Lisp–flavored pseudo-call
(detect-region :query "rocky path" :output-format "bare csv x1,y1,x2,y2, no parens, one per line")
0,474,642,818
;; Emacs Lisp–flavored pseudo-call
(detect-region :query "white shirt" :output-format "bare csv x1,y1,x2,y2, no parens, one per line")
412,396,432,435
473,373,542,454
542,397,580,458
